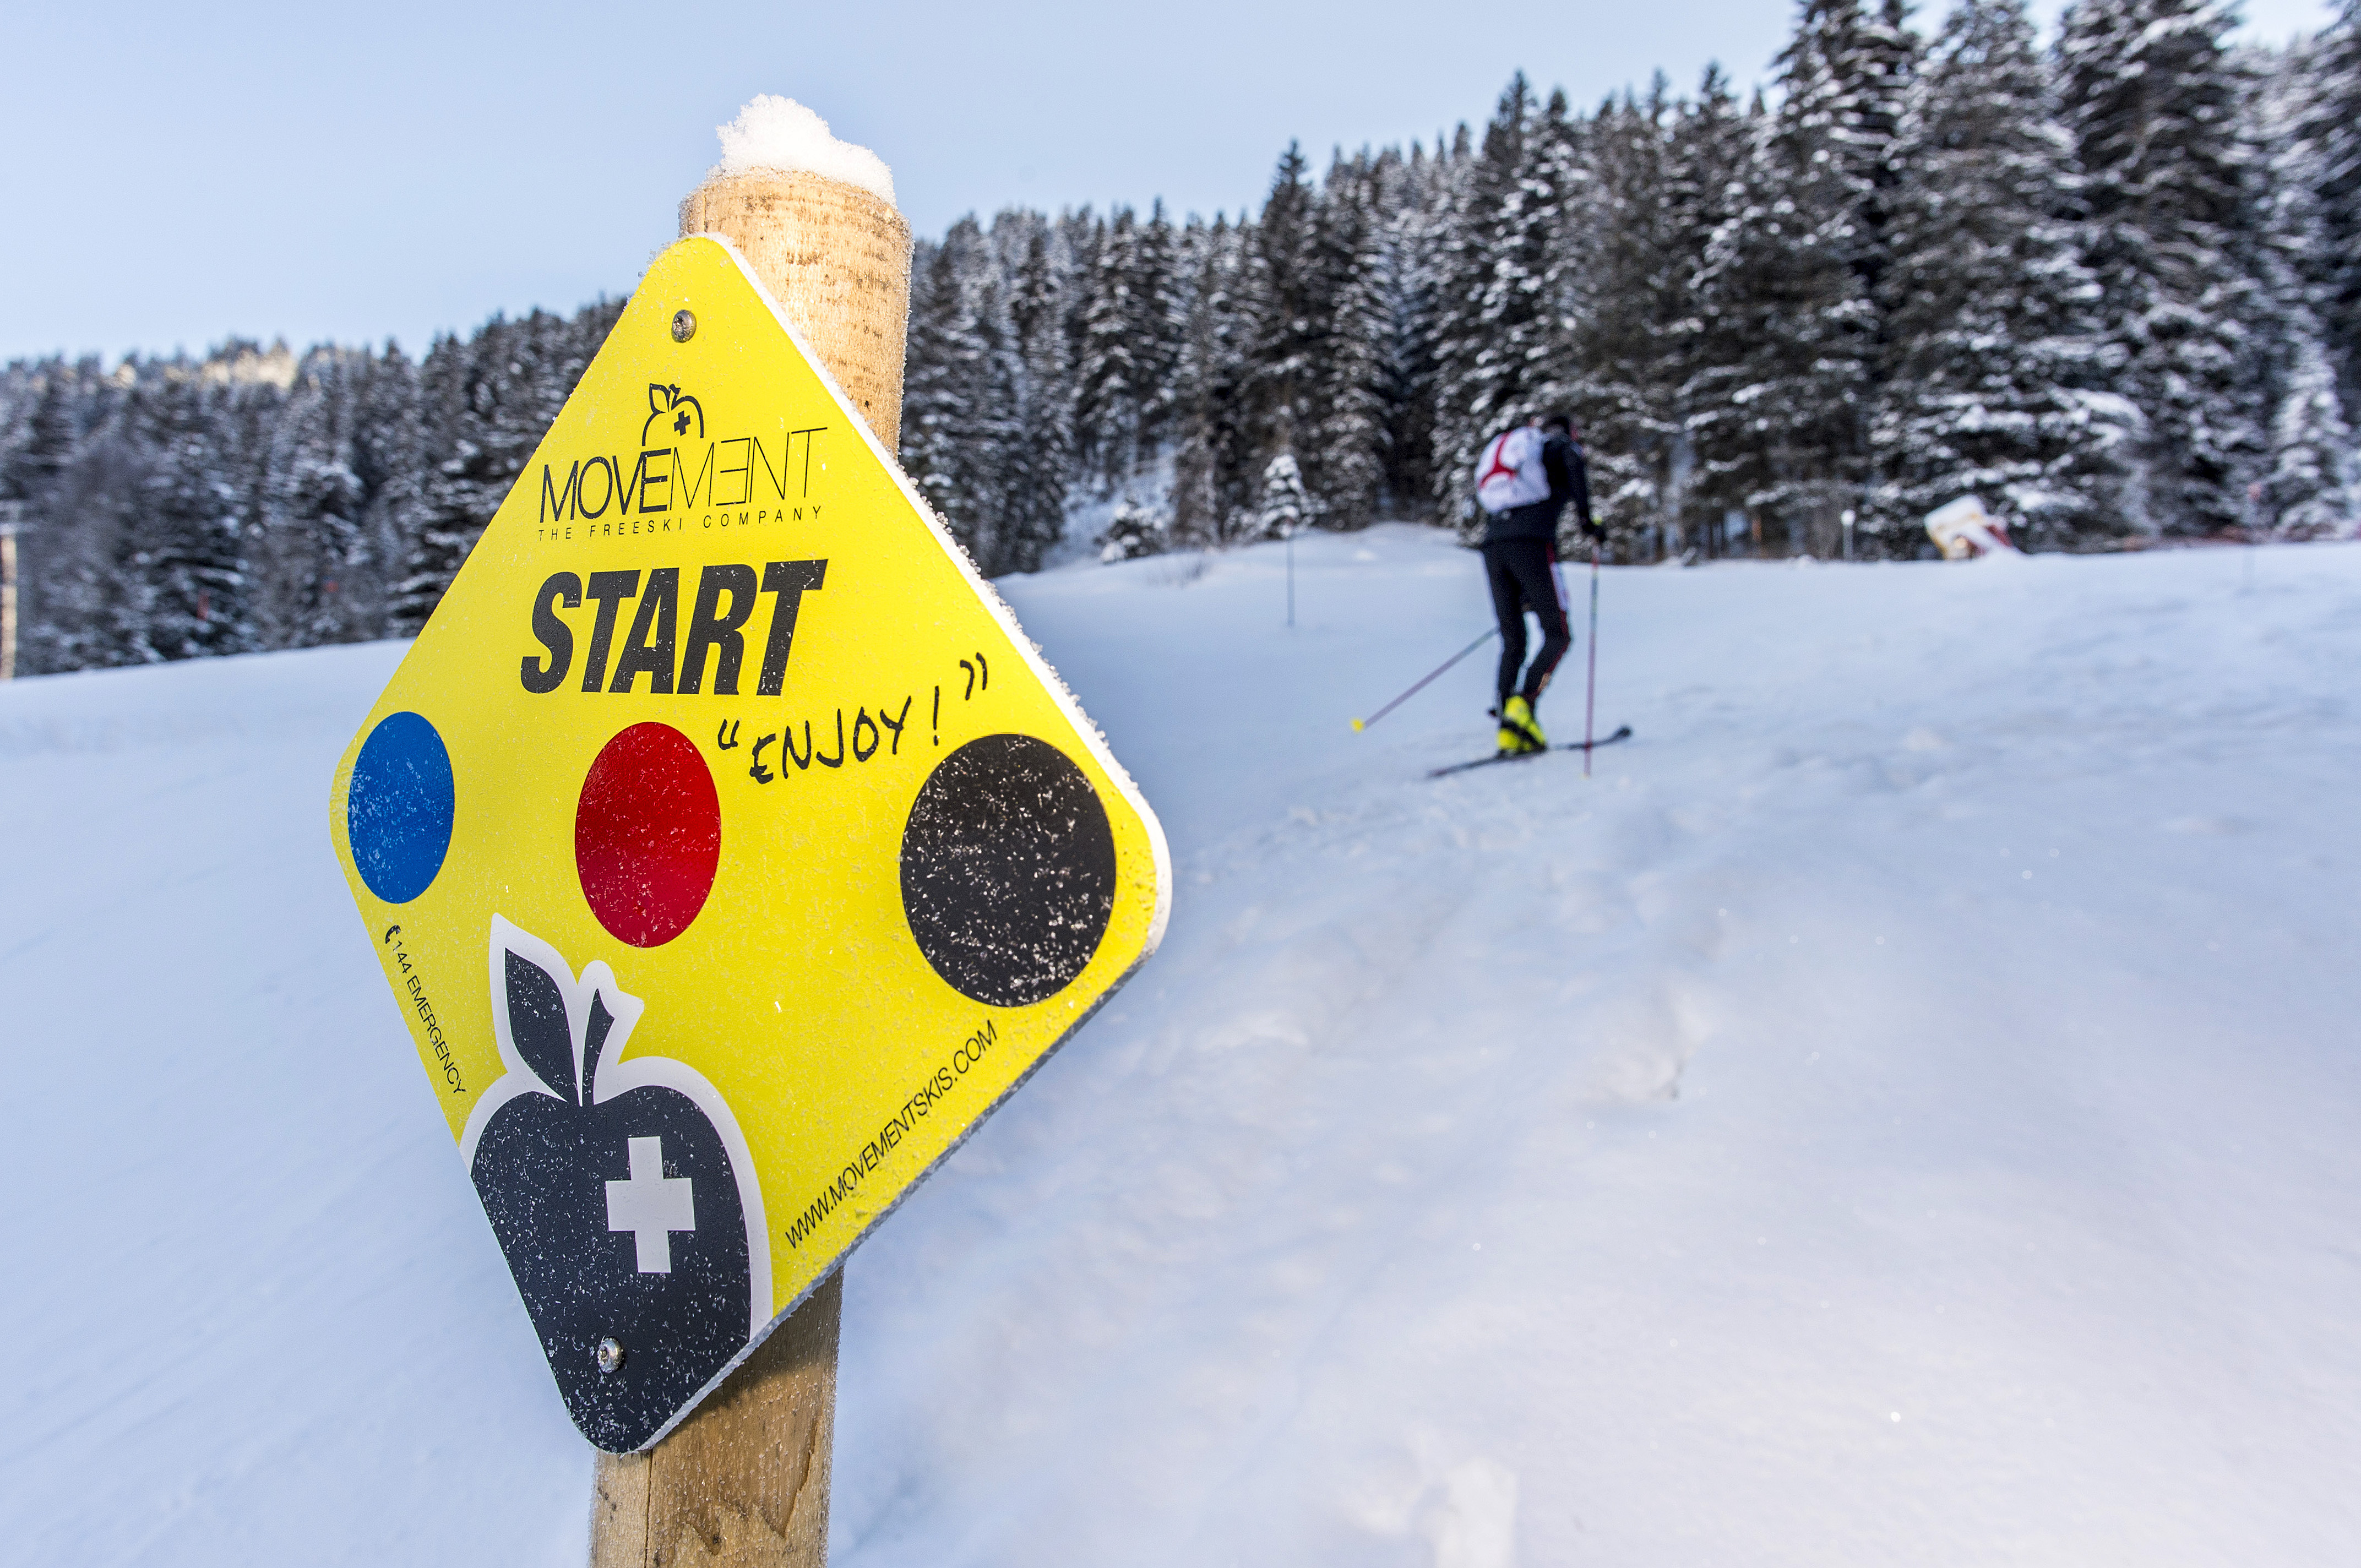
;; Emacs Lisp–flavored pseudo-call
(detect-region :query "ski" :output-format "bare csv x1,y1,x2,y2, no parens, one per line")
1426,725,1634,779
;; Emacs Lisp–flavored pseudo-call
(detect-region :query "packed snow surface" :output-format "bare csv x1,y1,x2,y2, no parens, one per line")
711,95,895,206
4,531,2360,1565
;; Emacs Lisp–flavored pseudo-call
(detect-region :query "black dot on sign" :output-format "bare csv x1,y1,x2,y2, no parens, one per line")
900,734,1116,1008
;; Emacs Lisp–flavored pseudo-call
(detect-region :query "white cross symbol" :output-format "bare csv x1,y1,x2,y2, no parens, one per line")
606,1135,696,1273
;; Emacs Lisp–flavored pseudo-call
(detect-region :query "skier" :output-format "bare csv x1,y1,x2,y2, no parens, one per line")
1472,412,1598,754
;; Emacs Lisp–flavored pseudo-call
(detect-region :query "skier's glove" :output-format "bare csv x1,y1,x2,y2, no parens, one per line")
1582,522,1606,544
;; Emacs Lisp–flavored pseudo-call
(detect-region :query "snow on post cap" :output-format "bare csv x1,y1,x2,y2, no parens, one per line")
712,96,895,208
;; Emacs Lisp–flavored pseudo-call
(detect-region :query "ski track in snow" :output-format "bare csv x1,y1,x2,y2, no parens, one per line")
3,530,2358,1565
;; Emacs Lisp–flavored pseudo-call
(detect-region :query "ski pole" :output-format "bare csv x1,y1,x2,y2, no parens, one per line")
1351,627,1499,732
1583,542,1601,777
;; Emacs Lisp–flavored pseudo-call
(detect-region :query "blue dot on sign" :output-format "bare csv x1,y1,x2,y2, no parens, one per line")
349,712,455,904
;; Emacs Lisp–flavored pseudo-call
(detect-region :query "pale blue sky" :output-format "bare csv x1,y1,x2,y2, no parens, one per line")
0,0,2336,362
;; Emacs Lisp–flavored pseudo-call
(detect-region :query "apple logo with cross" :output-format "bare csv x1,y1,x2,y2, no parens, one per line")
460,916,770,1452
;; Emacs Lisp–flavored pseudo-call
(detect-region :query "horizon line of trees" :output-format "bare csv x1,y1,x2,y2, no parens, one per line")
5,0,2360,677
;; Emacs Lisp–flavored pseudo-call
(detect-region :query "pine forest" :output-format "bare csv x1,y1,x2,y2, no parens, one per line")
6,0,2360,675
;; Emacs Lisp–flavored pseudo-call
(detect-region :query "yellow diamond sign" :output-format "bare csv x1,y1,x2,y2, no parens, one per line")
327,235,1168,1452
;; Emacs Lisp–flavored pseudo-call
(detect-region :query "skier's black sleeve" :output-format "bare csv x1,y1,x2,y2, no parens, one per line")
1546,434,1598,538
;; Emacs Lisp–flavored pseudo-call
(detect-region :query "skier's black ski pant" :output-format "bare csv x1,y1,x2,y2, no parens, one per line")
1482,537,1570,708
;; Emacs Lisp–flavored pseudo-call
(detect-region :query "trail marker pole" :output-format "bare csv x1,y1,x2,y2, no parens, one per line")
1582,544,1600,778
2245,481,2262,592
329,124,1165,1568
0,502,22,682
1285,527,1294,629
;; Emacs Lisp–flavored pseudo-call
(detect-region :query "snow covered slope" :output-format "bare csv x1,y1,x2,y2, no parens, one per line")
4,530,2359,1565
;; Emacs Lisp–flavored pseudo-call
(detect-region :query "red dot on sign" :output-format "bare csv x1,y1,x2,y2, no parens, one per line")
576,723,721,948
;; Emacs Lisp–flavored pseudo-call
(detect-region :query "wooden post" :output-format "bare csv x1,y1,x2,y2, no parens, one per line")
590,1273,844,1567
587,164,910,1568
678,170,912,450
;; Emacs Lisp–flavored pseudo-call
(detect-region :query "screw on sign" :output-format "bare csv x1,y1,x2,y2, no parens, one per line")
328,233,1169,1458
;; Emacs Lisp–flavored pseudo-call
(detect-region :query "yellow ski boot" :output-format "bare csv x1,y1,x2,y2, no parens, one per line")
1499,695,1547,755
